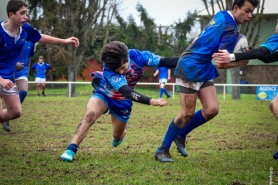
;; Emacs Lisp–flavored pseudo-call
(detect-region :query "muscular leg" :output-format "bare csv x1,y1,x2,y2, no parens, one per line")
155,92,197,162
111,115,127,140
60,97,108,161
70,97,108,145
269,95,278,121
16,79,28,103
0,95,22,122
111,115,127,147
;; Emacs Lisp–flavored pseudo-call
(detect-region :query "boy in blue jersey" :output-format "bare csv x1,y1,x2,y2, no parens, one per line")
2,40,34,131
154,0,260,162
31,56,52,97
60,41,180,162
153,67,171,98
0,0,79,130
213,20,278,160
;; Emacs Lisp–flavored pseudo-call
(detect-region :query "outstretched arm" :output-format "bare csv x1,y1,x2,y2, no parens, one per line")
158,56,180,68
167,68,171,80
39,34,79,47
118,85,167,106
212,47,278,63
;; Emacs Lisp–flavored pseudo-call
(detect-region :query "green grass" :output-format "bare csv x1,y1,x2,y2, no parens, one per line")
0,93,278,184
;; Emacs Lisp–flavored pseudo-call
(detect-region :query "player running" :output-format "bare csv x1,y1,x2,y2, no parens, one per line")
60,41,179,162
153,67,171,99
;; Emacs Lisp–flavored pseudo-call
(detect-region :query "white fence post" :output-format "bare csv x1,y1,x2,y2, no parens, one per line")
68,82,71,98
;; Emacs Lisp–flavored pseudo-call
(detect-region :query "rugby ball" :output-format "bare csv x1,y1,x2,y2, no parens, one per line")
233,34,248,53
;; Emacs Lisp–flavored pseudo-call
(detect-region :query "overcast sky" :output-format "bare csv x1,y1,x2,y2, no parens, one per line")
119,0,205,26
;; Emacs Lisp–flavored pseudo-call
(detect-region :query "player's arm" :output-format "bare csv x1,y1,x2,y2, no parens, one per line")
167,68,171,80
213,47,278,63
216,60,249,69
153,69,159,77
39,34,79,47
158,56,180,68
118,85,167,106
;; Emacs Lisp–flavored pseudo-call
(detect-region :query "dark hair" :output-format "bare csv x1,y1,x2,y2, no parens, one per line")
232,0,260,9
101,41,128,71
6,0,27,17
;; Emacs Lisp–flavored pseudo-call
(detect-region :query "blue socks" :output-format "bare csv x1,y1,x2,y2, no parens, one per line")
159,89,163,98
159,88,169,98
178,110,207,140
66,143,78,153
158,119,182,151
18,90,28,104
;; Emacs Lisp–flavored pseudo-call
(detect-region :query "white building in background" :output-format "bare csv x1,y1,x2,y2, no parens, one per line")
0,0,9,21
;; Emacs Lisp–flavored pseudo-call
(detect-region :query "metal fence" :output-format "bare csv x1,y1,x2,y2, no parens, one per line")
26,81,277,100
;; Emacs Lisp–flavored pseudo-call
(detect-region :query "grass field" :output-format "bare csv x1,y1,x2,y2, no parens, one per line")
0,90,278,184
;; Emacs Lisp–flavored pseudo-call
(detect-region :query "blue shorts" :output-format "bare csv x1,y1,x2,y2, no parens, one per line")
91,92,133,123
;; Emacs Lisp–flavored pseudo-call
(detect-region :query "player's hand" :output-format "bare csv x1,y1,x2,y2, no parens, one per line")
212,50,230,63
16,62,24,71
0,78,14,90
150,98,167,107
65,37,79,47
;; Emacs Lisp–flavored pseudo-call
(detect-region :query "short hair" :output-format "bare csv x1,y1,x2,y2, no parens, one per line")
6,0,28,18
101,41,128,71
38,56,44,60
232,0,260,9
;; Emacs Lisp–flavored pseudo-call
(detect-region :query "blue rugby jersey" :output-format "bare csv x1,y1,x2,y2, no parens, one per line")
261,33,278,53
0,21,41,80
14,41,34,79
91,49,161,100
31,62,52,78
158,67,168,79
174,11,239,82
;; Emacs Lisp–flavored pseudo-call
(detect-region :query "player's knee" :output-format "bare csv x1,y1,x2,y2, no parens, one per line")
204,107,218,120
12,109,22,119
177,113,194,127
85,110,97,124
113,128,127,140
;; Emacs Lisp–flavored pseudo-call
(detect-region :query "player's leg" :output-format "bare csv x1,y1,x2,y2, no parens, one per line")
155,79,198,162
41,78,46,96
35,78,41,96
109,99,132,147
111,115,127,147
159,79,164,98
269,95,278,160
15,77,28,103
1,86,22,131
269,95,278,121
60,96,108,162
174,81,218,156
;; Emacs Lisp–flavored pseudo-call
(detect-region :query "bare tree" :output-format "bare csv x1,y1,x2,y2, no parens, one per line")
27,0,121,97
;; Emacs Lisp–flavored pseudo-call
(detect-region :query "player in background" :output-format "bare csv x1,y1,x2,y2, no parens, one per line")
31,56,52,97
153,67,171,99
60,41,180,162
0,0,79,128
154,0,260,162
212,20,278,160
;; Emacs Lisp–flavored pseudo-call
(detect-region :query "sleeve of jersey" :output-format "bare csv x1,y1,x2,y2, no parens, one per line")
104,66,128,91
118,85,151,105
235,47,278,63
260,34,278,54
31,63,36,69
29,42,35,57
46,64,52,69
22,23,42,43
128,49,161,67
